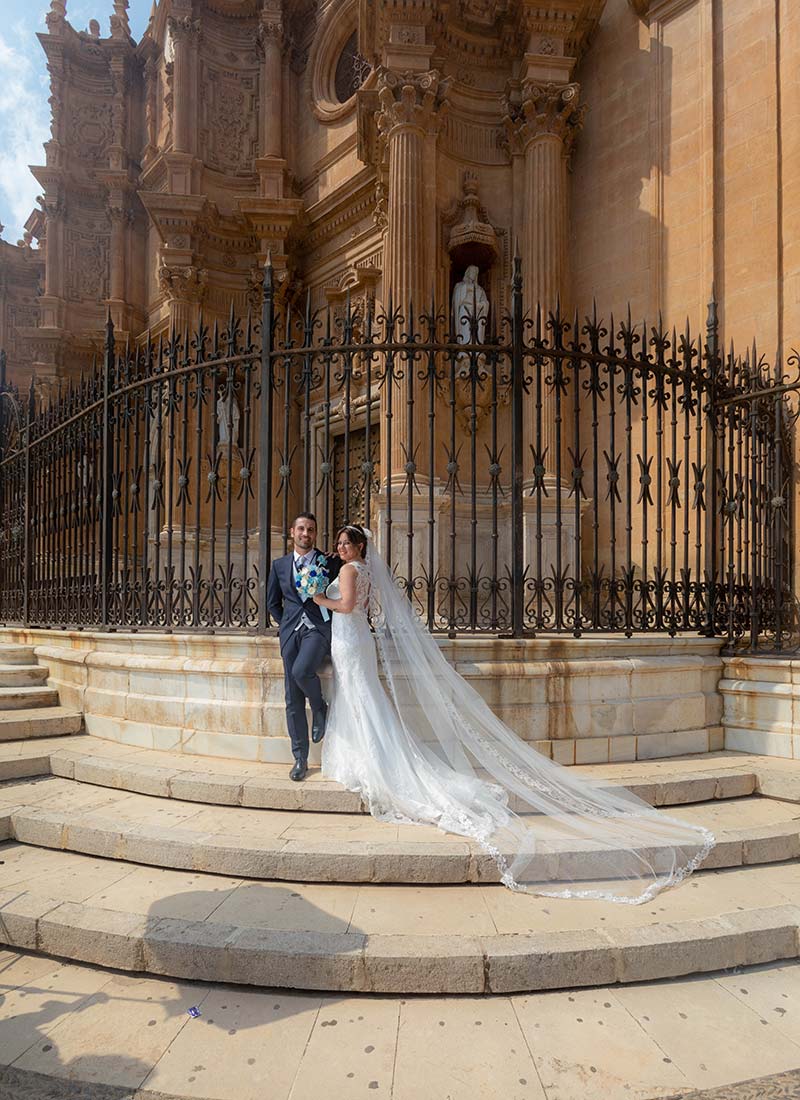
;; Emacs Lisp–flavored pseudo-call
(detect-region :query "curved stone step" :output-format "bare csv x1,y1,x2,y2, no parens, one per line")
0,849,797,992
2,777,798,883
0,664,49,688
0,644,38,665
0,686,59,711
0,707,83,742
44,740,758,813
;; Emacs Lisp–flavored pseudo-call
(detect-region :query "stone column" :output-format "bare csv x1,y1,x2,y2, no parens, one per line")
505,81,585,455
376,67,449,478
505,81,587,577
165,10,199,198
259,6,283,160
506,81,584,333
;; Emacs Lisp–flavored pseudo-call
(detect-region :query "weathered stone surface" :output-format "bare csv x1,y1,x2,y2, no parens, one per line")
142,915,240,980
0,887,62,951
609,907,800,984
0,707,82,741
228,927,367,991
168,772,244,805
485,928,618,993
37,900,148,970
363,934,485,993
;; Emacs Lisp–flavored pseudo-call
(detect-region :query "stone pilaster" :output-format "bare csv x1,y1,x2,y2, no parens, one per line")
257,3,284,191
376,67,450,477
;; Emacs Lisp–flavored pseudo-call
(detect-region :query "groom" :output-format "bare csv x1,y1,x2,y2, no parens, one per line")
266,513,341,781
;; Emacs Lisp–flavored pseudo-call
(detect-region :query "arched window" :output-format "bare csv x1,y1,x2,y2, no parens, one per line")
333,30,371,104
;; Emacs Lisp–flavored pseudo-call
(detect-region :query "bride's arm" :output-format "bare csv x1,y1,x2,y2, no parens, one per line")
312,563,358,614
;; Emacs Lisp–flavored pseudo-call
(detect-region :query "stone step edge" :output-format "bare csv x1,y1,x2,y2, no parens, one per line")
6,743,761,814
3,805,798,884
0,711,84,740
0,690,60,712
0,886,796,994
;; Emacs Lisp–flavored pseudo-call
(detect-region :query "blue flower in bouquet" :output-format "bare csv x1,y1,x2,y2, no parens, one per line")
296,557,330,600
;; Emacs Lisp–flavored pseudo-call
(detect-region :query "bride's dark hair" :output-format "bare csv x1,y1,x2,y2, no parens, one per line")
335,523,368,560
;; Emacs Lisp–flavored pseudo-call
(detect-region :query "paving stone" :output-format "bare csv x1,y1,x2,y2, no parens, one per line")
514,986,690,1100
11,972,199,1090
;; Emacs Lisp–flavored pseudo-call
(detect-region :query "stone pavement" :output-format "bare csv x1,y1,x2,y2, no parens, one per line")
1,950,800,1100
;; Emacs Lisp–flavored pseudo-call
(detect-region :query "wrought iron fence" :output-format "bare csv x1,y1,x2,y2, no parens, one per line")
0,258,796,650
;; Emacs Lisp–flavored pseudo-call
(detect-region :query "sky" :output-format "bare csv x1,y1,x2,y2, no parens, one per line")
0,0,154,242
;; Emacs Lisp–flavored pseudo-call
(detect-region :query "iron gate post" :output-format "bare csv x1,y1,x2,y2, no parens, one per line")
510,251,525,638
258,255,275,632
100,312,115,628
22,379,34,626
702,288,721,639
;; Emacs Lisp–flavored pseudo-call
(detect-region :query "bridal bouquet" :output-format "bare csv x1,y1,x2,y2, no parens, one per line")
296,557,331,620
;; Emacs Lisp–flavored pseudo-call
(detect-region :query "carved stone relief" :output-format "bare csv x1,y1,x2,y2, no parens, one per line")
67,100,113,164
65,198,110,302
200,63,259,174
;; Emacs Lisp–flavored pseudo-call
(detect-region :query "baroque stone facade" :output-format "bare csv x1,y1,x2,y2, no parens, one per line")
0,0,794,386
0,0,797,590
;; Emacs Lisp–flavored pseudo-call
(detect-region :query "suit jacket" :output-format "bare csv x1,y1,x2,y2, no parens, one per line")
267,549,342,651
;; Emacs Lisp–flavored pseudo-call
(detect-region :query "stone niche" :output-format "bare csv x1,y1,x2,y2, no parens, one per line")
444,171,501,326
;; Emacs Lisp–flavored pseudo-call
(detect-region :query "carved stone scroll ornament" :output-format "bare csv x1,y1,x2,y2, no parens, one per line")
502,81,586,156
158,264,208,304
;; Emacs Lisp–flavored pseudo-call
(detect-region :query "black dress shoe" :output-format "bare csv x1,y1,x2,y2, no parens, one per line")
290,760,308,782
311,705,327,744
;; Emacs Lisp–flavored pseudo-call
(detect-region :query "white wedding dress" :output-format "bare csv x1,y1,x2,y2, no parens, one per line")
321,547,716,904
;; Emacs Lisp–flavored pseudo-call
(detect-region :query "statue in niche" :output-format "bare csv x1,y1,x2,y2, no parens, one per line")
452,265,489,349
216,388,240,448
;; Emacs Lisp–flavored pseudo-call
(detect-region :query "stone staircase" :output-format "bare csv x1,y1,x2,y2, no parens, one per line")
0,644,83,742
0,736,799,996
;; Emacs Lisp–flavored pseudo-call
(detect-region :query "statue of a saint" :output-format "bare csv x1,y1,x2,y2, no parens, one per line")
216,389,240,448
452,265,489,347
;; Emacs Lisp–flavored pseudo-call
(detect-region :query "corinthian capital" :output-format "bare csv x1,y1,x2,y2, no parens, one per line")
167,14,201,43
503,81,586,154
257,4,284,51
376,67,451,140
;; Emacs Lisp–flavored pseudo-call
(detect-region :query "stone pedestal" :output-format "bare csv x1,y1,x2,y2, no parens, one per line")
0,626,724,768
721,655,800,760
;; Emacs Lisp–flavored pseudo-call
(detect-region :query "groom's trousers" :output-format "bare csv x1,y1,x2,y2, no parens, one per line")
281,624,329,763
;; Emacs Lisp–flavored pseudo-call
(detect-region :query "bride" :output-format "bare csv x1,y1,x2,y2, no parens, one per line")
312,523,715,904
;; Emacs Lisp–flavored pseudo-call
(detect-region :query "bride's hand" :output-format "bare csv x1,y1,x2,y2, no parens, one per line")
312,594,326,605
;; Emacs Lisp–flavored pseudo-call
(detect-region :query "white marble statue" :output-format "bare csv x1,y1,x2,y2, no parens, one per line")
216,389,240,448
452,265,489,347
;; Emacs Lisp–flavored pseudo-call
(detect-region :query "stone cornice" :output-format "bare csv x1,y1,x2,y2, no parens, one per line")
301,167,378,254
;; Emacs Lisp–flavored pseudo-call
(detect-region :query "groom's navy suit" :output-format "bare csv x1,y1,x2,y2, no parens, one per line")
267,549,341,765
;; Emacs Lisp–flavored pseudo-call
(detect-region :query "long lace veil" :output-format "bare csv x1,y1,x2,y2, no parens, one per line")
362,534,716,904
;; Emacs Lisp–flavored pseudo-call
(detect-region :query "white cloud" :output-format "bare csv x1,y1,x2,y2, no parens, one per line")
0,23,50,241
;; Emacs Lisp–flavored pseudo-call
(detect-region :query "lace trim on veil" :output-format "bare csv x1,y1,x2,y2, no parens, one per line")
358,537,716,905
